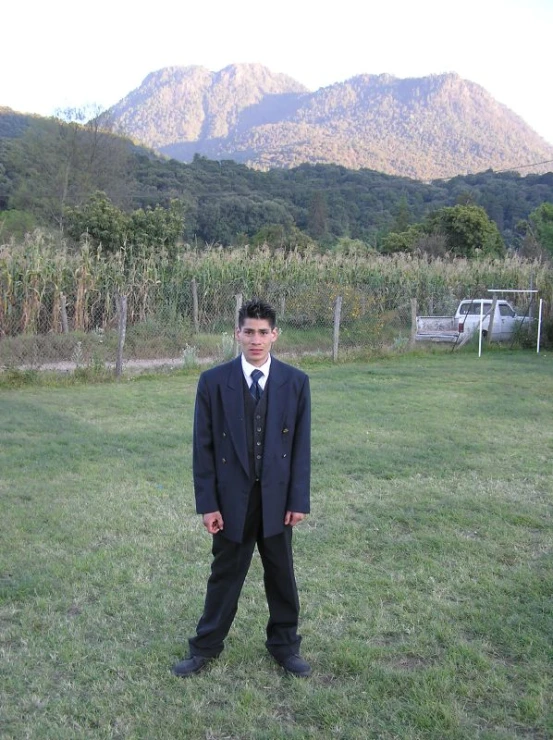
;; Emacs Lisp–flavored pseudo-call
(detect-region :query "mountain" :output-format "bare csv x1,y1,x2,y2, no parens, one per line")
102,64,553,180
103,64,308,149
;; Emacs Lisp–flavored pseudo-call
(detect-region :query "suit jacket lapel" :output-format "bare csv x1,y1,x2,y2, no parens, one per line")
264,358,289,458
221,357,249,477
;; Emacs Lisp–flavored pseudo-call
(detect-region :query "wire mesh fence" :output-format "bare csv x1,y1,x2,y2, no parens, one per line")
0,282,546,376
0,284,409,371
1,238,551,374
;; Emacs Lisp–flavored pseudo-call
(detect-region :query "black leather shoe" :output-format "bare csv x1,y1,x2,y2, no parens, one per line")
275,653,311,677
172,655,212,677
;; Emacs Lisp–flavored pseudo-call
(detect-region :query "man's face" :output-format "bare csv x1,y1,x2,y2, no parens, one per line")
236,318,278,367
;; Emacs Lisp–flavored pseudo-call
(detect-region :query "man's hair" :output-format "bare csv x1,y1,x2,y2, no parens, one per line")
238,298,276,329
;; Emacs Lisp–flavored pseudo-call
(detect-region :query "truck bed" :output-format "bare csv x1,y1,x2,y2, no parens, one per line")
416,316,457,332
415,329,466,344
415,315,471,345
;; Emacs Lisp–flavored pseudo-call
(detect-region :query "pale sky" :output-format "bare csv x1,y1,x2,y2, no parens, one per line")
2,0,552,148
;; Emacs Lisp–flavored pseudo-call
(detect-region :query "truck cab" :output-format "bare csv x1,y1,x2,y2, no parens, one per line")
456,299,525,341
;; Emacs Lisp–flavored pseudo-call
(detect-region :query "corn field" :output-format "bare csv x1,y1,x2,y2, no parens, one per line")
1,231,551,368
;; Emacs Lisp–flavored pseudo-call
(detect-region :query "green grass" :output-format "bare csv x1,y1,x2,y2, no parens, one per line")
1,352,552,739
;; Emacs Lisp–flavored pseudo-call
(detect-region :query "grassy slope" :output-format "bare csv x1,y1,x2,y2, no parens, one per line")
1,352,552,739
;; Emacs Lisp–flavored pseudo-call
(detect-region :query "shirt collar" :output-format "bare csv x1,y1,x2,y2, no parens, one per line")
241,353,271,385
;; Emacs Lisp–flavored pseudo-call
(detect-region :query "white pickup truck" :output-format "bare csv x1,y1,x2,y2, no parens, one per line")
415,299,533,345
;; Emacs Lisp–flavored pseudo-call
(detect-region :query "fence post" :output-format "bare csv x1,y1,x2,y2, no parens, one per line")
410,298,417,348
115,294,127,378
333,295,342,362
191,278,200,334
60,292,69,334
234,293,243,356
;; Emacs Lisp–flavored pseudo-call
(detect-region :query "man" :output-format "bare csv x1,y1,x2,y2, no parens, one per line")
173,298,311,678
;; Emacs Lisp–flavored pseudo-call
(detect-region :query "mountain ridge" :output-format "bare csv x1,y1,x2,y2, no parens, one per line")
101,64,553,180
105,64,309,149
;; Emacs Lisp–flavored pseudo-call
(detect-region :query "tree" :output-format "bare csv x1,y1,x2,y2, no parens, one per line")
425,204,505,258
252,223,315,251
380,204,505,257
381,225,421,254
64,192,185,254
0,209,37,242
528,202,553,258
7,110,132,230
454,190,476,206
391,196,411,232
130,200,185,256
64,191,131,251
330,237,377,256
0,153,12,210
307,191,328,239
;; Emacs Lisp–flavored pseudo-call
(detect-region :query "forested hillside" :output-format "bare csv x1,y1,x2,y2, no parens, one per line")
0,107,31,139
130,154,553,248
102,64,553,180
1,110,553,250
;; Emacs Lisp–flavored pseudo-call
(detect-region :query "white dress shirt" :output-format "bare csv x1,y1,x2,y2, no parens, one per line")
241,354,271,391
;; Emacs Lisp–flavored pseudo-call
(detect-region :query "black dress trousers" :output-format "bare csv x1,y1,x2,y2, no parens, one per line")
189,482,301,660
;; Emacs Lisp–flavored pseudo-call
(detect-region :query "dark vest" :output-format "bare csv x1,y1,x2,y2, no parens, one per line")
243,376,269,482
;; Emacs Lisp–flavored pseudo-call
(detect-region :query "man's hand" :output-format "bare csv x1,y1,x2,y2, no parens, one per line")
203,511,224,534
284,511,305,527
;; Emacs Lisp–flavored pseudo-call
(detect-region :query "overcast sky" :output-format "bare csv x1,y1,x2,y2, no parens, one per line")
2,0,552,152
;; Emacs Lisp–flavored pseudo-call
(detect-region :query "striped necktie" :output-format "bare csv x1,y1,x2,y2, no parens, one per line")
250,369,263,402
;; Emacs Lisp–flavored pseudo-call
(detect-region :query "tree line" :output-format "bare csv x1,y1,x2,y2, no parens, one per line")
1,112,553,258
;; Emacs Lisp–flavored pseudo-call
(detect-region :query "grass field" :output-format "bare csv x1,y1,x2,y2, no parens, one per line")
1,351,552,739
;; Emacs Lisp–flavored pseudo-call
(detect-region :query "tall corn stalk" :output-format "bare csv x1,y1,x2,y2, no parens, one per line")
1,236,552,339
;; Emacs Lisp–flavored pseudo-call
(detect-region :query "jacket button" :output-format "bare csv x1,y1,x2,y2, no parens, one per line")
283,453,287,458
283,428,289,434
222,458,226,463
222,432,226,438
256,455,262,460
257,427,262,432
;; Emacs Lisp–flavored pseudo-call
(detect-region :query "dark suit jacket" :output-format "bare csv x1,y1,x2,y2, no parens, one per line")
193,355,311,543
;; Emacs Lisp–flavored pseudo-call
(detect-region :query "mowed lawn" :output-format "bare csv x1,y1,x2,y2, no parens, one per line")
1,351,552,739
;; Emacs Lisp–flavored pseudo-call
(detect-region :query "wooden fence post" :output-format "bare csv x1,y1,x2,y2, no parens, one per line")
333,295,343,362
234,293,243,356
191,278,199,334
60,292,69,334
410,298,417,348
115,294,127,378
